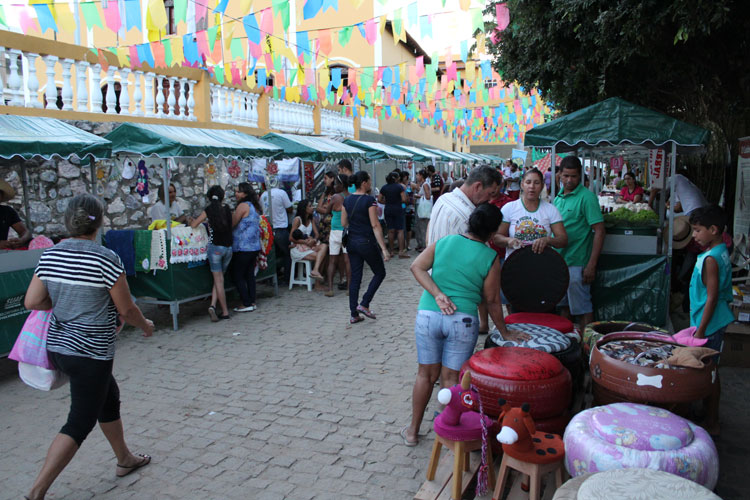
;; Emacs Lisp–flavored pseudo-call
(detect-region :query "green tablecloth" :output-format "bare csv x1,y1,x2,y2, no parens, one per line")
592,254,669,327
0,268,34,355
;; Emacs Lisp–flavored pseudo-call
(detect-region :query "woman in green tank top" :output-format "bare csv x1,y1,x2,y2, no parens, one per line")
402,204,528,446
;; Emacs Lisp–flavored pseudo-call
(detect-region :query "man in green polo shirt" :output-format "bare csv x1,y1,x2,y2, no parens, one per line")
554,156,605,330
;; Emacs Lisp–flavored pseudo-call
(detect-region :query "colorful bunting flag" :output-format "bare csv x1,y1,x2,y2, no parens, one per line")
33,4,57,33
102,0,122,33
338,26,353,47
81,2,104,30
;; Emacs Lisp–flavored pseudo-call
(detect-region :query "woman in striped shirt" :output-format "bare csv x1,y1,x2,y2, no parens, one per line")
23,194,154,499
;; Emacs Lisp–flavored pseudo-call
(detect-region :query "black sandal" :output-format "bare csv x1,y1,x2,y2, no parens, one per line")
218,314,231,320
116,453,151,477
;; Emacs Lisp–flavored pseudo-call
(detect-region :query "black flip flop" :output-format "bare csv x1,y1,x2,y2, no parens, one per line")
116,453,151,477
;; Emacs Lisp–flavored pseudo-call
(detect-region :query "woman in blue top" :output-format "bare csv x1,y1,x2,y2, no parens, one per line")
402,203,526,446
341,171,391,324
378,171,408,258
231,182,262,313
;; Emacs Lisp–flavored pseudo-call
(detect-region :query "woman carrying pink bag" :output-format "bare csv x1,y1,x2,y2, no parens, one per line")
22,194,154,500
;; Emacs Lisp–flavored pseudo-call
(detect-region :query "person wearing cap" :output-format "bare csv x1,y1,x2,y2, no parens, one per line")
0,179,31,249
554,156,605,331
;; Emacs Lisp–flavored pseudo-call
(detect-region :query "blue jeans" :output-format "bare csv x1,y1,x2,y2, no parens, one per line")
348,236,386,317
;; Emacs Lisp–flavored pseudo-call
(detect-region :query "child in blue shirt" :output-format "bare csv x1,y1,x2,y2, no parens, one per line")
688,205,733,434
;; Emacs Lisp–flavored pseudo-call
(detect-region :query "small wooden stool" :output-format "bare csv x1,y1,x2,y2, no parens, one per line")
492,452,564,500
426,430,495,500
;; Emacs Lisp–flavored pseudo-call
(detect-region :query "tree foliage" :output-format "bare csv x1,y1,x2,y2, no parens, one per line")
484,0,750,175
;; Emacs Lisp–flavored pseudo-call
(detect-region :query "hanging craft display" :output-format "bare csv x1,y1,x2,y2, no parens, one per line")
228,159,242,179
170,226,209,264
135,160,149,202
122,158,136,179
303,162,314,194
255,215,274,273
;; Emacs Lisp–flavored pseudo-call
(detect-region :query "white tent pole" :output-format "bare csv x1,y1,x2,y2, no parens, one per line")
550,145,557,198
164,159,172,244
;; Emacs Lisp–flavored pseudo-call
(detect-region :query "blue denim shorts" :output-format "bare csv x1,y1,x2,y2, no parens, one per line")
704,327,725,365
414,310,479,371
557,266,593,315
207,244,232,272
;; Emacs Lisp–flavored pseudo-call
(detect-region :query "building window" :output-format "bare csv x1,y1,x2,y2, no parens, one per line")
164,1,177,35
484,79,498,89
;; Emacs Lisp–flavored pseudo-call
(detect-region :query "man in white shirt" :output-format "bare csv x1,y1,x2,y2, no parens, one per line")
427,165,502,245
149,183,188,223
260,186,293,284
648,170,708,216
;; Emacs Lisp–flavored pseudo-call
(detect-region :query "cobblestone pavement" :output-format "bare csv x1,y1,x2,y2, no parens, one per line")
2,257,748,499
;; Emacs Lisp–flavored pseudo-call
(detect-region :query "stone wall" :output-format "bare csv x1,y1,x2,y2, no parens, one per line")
1,120,249,239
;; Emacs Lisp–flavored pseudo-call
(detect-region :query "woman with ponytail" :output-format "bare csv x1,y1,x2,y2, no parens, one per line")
191,185,234,321
231,182,263,313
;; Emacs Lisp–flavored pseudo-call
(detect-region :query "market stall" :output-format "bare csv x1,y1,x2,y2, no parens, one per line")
103,123,282,330
0,114,112,355
423,147,466,179
525,97,710,326
391,144,443,177
342,139,413,186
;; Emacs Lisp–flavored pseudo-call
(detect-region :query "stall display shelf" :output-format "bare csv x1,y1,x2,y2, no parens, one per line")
0,249,46,356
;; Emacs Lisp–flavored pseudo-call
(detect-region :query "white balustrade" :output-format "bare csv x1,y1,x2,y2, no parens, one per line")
178,78,187,118
245,92,259,128
76,61,89,112
90,64,102,113
210,84,218,121
60,59,74,110
43,55,58,109
269,98,314,134
361,113,380,132
133,70,143,116
7,50,23,106
105,67,116,114
155,75,166,118
144,72,155,117
24,53,41,108
119,68,131,115
186,80,196,120
320,108,354,138
167,77,177,117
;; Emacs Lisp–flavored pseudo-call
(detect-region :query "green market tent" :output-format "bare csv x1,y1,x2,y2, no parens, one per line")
392,144,441,162
451,151,476,163
343,139,413,160
105,123,281,158
0,114,111,160
262,133,366,161
424,147,464,162
524,97,710,153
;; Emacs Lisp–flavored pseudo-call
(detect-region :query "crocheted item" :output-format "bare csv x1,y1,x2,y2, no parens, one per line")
472,383,489,497
228,159,242,179
170,226,209,263
135,160,149,200
134,230,153,272
149,229,168,271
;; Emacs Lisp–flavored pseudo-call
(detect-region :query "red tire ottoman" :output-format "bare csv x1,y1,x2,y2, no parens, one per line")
506,312,574,334
460,346,572,434
590,332,717,406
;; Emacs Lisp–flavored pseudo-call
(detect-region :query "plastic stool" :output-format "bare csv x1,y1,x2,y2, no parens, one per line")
289,258,313,291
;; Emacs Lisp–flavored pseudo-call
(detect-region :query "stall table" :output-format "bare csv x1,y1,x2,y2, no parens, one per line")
0,250,45,355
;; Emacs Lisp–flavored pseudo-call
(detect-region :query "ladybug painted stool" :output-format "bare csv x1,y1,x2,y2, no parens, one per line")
426,372,496,500
492,400,565,500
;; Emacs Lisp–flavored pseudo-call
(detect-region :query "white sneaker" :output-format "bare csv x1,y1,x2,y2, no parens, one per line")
233,305,257,312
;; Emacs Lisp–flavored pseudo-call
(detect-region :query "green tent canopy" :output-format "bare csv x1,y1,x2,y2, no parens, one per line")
524,97,710,153
392,144,441,162
105,123,281,158
424,147,464,162
0,114,111,161
343,139,413,161
262,133,366,161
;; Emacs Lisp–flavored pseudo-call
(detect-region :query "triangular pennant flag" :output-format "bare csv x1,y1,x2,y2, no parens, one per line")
171,37,185,66
214,0,230,15
338,26,352,47
146,0,167,33
81,2,104,29
151,41,166,68
102,0,122,33
365,19,377,45
321,0,338,14
174,0,187,24
319,29,332,56
163,38,174,66
33,4,58,33
272,0,290,31
460,40,468,62
207,25,219,51
0,5,6,28
470,8,483,33
407,2,418,29
137,43,155,68
260,8,273,36
459,0,470,11
128,45,141,68
230,38,245,60
124,0,141,31
393,8,405,45
303,0,322,20
243,12,260,44
419,15,432,39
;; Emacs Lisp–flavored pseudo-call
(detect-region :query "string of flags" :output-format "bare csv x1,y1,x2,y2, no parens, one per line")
1,1,545,144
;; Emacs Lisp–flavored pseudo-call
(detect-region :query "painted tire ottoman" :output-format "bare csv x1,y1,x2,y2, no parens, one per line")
563,403,719,490
505,312,574,334
582,321,668,359
590,332,716,405
460,346,571,421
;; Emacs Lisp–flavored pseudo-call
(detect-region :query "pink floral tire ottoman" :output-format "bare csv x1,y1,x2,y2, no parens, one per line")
563,402,718,490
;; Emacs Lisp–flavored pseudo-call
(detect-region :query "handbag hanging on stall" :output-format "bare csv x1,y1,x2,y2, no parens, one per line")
8,310,68,391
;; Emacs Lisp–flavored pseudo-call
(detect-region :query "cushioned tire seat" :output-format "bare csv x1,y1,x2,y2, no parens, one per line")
485,324,582,386
582,321,668,359
461,346,571,419
590,332,716,405
563,403,719,490
506,312,574,333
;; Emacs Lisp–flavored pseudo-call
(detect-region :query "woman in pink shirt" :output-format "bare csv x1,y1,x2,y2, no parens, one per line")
619,172,644,202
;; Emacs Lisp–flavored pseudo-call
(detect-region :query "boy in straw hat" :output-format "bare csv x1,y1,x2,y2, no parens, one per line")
0,179,31,249
688,205,733,435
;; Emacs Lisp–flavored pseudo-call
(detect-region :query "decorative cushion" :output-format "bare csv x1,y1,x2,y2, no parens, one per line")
433,411,493,442
582,321,668,358
501,247,569,313
487,323,572,353
463,347,572,419
599,339,678,370
577,468,720,500
506,312,574,333
564,403,719,490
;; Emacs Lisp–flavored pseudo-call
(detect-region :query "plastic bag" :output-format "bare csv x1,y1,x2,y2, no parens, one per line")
17,362,69,391
9,310,54,369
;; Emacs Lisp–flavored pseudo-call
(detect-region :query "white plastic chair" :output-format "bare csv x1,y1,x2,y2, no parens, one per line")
289,257,313,291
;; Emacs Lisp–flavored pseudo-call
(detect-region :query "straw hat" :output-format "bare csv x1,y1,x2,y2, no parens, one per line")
667,216,693,250
0,179,16,202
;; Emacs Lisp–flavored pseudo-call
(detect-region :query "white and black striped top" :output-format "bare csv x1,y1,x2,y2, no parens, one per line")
35,239,125,360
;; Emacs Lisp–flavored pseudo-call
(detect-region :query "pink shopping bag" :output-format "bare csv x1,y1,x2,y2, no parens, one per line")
8,310,54,369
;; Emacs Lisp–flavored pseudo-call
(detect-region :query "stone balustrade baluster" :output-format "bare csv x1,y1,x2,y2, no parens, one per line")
210,84,218,121
248,93,259,128
186,80,196,120
155,75,166,117
76,61,89,112
90,64,102,113
105,67,116,114
119,68,131,115
178,78,187,119
132,70,143,116
166,77,177,117
43,55,58,109
232,90,241,122
24,52,42,108
60,59,74,110
144,72,155,117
